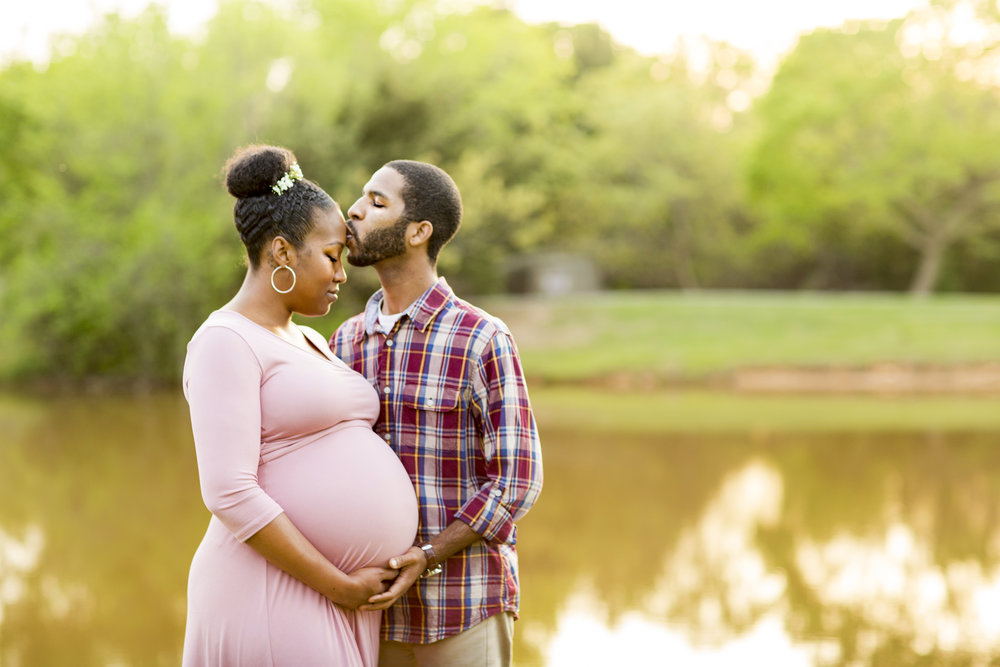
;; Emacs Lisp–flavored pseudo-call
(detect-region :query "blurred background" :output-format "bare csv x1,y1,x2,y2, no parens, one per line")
3,0,1000,665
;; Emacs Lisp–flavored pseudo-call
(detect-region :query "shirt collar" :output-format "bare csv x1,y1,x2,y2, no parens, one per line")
358,276,453,340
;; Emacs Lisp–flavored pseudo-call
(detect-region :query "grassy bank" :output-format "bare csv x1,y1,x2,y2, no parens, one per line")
529,387,1000,434
479,290,1000,385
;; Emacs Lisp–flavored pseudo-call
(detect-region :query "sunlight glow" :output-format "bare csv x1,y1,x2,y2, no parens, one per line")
1,0,218,64
510,0,928,68
3,0,931,68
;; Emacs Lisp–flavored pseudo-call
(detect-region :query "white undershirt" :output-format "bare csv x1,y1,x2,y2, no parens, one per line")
377,302,407,334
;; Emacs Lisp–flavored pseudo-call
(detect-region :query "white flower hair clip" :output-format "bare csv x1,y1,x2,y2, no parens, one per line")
271,162,304,195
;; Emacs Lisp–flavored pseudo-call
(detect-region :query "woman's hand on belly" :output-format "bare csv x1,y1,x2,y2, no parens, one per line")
244,513,399,612
333,565,399,610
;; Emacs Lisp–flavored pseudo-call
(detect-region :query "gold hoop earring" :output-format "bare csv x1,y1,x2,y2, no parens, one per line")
270,265,296,294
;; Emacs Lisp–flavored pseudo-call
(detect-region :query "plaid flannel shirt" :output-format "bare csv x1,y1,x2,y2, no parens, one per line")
330,277,543,644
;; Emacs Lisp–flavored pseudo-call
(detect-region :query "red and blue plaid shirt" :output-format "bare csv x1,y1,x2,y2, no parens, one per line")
330,277,543,644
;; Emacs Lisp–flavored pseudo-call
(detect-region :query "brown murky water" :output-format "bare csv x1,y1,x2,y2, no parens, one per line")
1,391,999,666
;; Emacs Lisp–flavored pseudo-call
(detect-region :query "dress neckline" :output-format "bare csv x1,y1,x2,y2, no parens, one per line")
213,309,338,364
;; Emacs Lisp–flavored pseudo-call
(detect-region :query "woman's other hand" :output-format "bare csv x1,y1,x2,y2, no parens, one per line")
359,546,425,611
334,565,398,609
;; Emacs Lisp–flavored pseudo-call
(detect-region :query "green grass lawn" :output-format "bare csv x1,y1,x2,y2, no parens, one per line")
480,290,1000,383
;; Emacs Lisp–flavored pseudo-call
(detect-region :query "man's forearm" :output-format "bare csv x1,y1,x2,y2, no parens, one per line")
422,520,481,567
361,520,483,611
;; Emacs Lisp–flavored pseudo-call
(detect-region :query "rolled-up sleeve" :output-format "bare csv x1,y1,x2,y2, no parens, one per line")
454,331,543,545
183,326,283,541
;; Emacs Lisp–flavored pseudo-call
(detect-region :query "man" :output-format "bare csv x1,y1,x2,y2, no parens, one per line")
330,160,543,666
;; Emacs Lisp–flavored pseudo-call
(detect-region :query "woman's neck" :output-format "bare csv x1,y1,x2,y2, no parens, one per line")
224,269,295,333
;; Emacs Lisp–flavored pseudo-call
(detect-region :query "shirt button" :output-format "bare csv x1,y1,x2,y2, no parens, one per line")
491,488,503,498
386,340,393,347
384,386,391,394
384,434,391,442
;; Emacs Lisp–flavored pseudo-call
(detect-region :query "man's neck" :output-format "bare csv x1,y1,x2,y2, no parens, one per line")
374,259,438,315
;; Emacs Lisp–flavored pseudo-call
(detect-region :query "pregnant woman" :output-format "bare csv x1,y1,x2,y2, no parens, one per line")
181,145,418,666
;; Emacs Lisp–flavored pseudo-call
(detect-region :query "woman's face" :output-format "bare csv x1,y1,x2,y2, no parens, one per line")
288,205,348,317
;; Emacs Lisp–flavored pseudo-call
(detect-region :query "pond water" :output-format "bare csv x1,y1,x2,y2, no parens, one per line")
1,390,999,666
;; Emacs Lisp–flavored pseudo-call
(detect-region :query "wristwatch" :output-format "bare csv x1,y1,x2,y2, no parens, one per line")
418,542,444,579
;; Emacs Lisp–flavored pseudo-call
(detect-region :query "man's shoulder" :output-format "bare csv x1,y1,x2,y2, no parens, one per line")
337,310,367,328
332,311,366,342
441,296,512,339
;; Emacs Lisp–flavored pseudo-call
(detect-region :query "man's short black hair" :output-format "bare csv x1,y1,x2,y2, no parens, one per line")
385,160,462,263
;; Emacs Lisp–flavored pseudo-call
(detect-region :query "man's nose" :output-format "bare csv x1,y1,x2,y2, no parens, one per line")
347,198,364,220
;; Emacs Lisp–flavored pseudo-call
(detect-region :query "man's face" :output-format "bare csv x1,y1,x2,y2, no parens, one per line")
345,167,411,267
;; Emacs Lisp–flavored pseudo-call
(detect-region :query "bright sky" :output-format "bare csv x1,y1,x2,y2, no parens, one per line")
511,0,926,66
2,0,927,67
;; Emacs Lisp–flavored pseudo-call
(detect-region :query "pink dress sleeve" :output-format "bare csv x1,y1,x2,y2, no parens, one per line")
183,325,283,541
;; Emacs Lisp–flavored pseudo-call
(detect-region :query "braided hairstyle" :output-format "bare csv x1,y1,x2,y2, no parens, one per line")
225,145,334,267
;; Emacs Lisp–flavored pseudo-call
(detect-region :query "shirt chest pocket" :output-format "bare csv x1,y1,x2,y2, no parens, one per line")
401,383,465,411
400,383,468,448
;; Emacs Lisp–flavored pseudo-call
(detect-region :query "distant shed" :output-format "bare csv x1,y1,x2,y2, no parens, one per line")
506,252,601,295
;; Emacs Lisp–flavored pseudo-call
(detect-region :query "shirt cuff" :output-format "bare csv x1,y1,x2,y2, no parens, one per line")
454,484,514,545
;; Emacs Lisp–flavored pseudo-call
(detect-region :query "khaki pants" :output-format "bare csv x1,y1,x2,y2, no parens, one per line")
378,612,515,667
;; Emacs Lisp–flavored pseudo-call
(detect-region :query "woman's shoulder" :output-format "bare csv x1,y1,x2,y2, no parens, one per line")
191,310,258,341
183,312,265,386
188,311,261,354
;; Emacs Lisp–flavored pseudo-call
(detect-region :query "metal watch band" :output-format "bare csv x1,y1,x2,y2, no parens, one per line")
418,542,443,578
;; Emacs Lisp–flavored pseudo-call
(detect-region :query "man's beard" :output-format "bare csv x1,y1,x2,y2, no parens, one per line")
347,216,411,267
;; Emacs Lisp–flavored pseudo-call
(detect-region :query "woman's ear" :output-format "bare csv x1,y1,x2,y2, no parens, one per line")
269,236,294,265
408,220,433,247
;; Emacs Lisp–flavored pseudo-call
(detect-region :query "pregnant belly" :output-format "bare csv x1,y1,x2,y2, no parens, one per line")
259,425,418,572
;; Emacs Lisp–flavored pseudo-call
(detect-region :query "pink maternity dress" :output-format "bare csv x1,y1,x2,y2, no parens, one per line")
181,310,418,667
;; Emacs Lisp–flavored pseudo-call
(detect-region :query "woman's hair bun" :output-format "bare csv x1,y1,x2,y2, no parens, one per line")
225,144,296,198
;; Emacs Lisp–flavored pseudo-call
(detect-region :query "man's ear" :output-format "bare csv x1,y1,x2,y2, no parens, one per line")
408,220,433,247
269,235,294,265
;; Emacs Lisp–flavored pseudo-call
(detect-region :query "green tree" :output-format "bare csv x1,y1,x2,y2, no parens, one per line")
748,17,1000,294
0,1,374,384
566,43,753,289
318,4,587,293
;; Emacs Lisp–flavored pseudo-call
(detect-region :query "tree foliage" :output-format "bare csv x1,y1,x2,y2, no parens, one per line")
747,11,1000,294
2,0,999,384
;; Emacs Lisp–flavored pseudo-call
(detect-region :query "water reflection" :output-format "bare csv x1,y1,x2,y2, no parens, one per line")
2,392,1000,665
535,461,819,666
518,430,1000,666
0,392,204,666
796,524,1000,659
0,525,44,627
540,593,815,666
